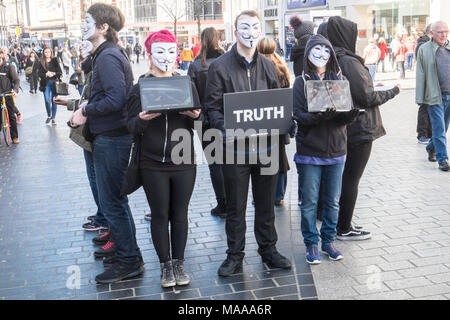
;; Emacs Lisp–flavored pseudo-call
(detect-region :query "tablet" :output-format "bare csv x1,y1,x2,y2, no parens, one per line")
138,76,194,112
305,80,353,112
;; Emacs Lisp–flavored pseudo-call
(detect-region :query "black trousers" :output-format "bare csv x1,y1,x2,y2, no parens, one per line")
2,97,18,139
417,104,432,139
141,168,196,263
337,141,373,232
29,74,38,92
202,139,226,201
222,164,278,260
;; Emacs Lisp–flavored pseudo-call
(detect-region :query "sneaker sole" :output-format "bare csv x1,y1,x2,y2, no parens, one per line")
161,280,177,288
176,279,191,286
83,226,109,232
306,258,321,265
95,266,145,284
321,251,343,261
144,216,152,221
262,258,292,270
336,234,372,241
217,263,243,277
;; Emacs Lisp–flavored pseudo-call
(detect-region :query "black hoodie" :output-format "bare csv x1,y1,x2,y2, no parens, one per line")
293,35,357,159
290,34,313,77
327,16,400,145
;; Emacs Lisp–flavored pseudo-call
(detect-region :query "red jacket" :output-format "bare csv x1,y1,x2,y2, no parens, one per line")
193,44,201,57
378,42,388,59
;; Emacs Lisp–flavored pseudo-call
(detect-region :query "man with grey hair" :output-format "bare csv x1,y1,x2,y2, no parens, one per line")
416,21,450,171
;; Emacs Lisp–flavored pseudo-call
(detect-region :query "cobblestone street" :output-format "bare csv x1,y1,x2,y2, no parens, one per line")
0,61,449,300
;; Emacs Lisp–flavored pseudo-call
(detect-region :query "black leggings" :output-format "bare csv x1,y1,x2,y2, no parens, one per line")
141,168,196,263
337,141,373,232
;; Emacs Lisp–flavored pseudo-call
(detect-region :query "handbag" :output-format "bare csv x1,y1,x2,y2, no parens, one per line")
69,72,79,85
25,66,33,75
121,137,143,196
54,79,69,95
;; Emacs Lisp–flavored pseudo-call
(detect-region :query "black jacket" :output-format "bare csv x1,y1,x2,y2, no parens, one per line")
25,58,39,76
327,16,400,146
126,74,202,170
205,44,280,134
37,57,63,90
290,34,313,77
293,35,356,159
415,35,430,57
188,49,223,128
0,61,20,93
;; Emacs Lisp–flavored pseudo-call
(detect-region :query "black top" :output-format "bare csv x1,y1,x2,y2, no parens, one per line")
38,57,62,83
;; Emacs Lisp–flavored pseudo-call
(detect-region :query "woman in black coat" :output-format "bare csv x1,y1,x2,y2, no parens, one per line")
25,50,39,94
38,47,63,125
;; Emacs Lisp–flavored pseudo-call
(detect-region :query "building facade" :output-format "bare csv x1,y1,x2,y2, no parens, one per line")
0,0,8,47
261,0,450,55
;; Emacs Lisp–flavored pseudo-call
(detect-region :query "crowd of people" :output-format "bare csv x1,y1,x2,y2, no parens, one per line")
1,2,449,289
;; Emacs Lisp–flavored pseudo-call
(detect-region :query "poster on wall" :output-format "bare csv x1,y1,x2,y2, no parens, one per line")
287,0,327,10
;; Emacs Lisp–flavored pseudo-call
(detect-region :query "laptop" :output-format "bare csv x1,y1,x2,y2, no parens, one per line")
138,76,194,113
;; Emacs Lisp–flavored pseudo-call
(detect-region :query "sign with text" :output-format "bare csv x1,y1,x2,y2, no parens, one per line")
287,0,327,10
224,88,293,135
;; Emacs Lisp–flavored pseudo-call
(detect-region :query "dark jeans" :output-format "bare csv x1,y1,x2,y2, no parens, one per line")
417,104,432,139
141,168,196,263
3,97,18,139
93,135,140,264
297,163,345,246
222,164,279,260
83,149,107,227
202,139,226,201
338,141,373,233
276,172,287,201
29,74,38,92
406,53,414,70
43,79,57,119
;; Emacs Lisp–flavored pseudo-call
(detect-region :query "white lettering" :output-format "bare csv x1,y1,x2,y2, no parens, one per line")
243,109,253,122
233,110,244,123
274,106,284,119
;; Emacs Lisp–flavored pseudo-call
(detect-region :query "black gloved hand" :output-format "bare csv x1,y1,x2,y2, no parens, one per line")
347,108,360,121
319,108,337,121
289,119,297,138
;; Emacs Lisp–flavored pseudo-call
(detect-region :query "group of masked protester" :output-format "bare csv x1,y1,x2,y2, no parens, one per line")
59,2,449,288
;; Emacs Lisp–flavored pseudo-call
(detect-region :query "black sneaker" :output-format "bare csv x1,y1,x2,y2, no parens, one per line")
211,199,227,219
45,117,52,125
337,227,372,241
82,221,108,232
95,261,144,284
438,159,450,172
92,231,110,246
160,260,176,288
173,259,190,286
217,256,243,277
104,255,144,268
428,149,437,162
94,241,116,258
87,215,96,221
261,250,292,269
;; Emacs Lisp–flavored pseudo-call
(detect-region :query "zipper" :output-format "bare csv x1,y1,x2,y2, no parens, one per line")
162,113,168,163
247,68,252,92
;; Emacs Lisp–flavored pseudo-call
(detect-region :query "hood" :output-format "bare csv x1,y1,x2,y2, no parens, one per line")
303,34,341,77
327,16,358,53
317,22,328,39
417,35,430,45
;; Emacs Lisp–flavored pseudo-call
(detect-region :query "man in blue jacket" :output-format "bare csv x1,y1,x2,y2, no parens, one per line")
70,3,143,283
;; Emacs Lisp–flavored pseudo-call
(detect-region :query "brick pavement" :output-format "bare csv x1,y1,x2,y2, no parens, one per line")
1,61,450,300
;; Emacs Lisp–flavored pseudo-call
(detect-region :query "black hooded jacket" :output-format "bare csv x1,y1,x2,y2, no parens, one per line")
290,34,313,77
415,35,430,57
293,35,356,159
327,16,400,145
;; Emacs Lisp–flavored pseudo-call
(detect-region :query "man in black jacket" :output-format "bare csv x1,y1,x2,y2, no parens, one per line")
205,10,292,277
326,17,400,241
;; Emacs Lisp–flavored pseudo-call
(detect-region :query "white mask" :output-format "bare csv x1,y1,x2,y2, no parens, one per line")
151,42,177,72
237,17,261,49
81,40,94,58
308,44,331,68
81,13,97,41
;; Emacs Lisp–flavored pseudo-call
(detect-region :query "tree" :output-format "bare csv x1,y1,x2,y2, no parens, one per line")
187,0,207,40
158,0,186,38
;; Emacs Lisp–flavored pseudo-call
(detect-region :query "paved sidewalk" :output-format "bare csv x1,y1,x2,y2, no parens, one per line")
1,62,449,300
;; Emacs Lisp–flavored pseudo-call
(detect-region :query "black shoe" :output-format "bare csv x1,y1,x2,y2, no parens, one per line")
211,199,227,218
82,221,108,232
439,159,450,172
104,255,144,268
95,261,144,284
218,256,243,277
94,241,116,258
92,231,110,246
428,149,437,162
87,215,96,221
261,250,292,269
336,227,372,241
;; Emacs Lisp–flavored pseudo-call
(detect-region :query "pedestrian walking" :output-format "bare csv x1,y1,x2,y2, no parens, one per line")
205,10,292,277
394,38,407,79
378,37,388,73
416,21,450,172
133,43,142,63
363,38,381,82
293,34,359,264
70,45,79,70
405,36,416,71
25,50,39,94
61,47,72,75
416,24,433,144
180,45,194,71
257,36,294,207
289,15,315,77
188,27,227,218
326,16,400,241
69,3,143,283
37,47,62,126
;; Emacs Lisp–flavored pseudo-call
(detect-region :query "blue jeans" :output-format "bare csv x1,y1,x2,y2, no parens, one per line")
93,135,140,263
427,95,450,163
366,64,377,82
276,173,287,202
83,150,107,227
296,165,303,203
297,163,345,246
406,53,414,70
44,79,57,119
181,61,191,70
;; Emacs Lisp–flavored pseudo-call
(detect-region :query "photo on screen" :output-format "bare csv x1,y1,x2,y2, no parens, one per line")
305,80,353,113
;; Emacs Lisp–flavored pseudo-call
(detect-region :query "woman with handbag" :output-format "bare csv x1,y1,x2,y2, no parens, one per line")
38,47,62,125
25,51,39,94
126,30,201,288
